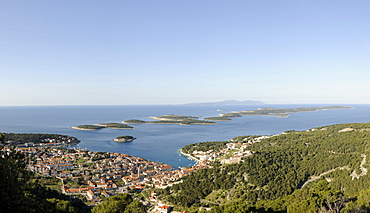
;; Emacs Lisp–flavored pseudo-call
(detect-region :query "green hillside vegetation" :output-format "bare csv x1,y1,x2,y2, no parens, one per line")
230,135,260,143
92,193,147,213
160,122,370,212
182,141,228,154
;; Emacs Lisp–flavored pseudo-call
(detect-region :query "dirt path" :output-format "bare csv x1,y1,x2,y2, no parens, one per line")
300,166,350,189
301,154,368,188
350,154,367,180
200,199,220,206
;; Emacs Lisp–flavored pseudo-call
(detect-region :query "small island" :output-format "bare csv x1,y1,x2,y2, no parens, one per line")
123,119,217,126
150,114,199,121
113,135,136,142
73,106,354,130
71,125,105,131
123,114,217,126
71,123,134,131
94,123,134,129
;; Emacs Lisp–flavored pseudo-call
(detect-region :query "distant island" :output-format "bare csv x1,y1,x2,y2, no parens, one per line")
203,116,232,121
72,106,354,130
150,114,199,121
217,106,355,119
71,123,134,131
94,123,134,129
71,125,104,131
182,99,265,106
124,119,217,126
113,135,136,142
123,114,217,126
122,106,354,126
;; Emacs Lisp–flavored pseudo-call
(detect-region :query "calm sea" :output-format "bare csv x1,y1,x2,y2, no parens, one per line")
0,104,369,168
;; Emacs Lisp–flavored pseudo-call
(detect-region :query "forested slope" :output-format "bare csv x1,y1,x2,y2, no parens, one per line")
162,122,370,212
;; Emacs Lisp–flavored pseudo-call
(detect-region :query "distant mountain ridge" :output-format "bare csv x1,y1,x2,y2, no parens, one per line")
183,100,265,106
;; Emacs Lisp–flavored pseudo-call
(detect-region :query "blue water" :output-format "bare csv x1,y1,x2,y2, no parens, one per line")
0,104,369,168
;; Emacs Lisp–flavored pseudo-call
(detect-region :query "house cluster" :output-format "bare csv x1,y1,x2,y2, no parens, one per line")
151,203,172,213
148,191,172,213
187,135,274,165
1,146,203,206
2,135,275,209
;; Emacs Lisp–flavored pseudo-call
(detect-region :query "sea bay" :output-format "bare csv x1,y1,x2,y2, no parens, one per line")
0,104,369,168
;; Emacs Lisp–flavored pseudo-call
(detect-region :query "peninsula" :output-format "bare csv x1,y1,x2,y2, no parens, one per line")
0,133,80,147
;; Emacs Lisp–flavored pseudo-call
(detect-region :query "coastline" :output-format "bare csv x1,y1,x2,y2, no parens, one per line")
179,148,201,164
2,104,365,169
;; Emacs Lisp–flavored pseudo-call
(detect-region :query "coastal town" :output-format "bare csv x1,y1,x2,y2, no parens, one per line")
1,133,273,212
0,145,207,211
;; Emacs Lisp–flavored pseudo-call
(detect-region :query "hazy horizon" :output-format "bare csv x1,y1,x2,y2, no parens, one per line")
1,1,370,106
0,101,367,108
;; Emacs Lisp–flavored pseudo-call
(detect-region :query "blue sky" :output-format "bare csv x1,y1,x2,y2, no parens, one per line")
1,0,370,106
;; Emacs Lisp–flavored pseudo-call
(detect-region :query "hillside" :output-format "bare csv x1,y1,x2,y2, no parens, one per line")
160,122,370,212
